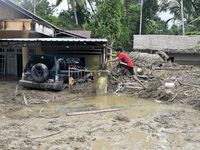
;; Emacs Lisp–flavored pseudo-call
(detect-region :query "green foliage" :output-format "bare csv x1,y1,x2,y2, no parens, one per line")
87,0,124,47
36,0,56,16
142,0,159,33
159,0,200,33
143,0,159,20
86,0,141,50
43,10,86,30
168,24,182,35
119,2,140,50
186,31,200,35
145,19,169,34
56,0,88,25
11,0,56,16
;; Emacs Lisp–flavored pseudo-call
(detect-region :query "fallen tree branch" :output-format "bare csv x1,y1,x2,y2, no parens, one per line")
66,108,121,116
39,107,44,113
177,80,200,88
15,85,20,96
23,93,28,106
31,130,63,139
168,93,177,102
154,67,183,70
124,86,143,90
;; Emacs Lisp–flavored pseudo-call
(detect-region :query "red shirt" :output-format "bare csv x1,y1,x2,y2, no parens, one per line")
118,52,134,67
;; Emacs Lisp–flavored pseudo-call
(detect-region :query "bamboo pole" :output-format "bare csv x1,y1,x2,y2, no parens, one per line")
66,108,121,116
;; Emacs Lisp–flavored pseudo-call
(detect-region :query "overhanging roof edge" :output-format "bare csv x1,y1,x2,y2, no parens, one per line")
0,38,108,43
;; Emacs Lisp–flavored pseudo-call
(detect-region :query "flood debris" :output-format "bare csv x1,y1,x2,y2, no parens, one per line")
1,80,200,149
66,108,121,116
22,93,28,106
113,114,130,122
107,51,200,109
31,130,63,140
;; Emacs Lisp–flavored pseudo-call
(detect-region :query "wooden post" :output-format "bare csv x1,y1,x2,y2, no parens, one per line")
68,66,71,92
22,47,29,70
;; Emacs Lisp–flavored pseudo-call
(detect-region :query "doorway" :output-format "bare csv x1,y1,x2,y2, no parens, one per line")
17,54,22,77
7,54,17,76
0,54,6,75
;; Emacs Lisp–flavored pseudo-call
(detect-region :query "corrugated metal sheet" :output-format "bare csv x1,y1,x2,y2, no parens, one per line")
0,38,107,43
134,35,200,52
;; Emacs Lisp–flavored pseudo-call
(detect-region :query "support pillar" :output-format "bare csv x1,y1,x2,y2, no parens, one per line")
22,47,29,70
96,70,108,95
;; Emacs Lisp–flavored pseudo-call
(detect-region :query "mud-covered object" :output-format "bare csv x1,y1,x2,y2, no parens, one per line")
31,63,49,83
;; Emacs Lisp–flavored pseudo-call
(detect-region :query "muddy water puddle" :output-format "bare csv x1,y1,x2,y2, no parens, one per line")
2,95,200,150
6,95,196,118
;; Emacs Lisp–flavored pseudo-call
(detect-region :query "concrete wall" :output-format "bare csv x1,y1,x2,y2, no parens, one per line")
169,53,200,65
0,19,32,31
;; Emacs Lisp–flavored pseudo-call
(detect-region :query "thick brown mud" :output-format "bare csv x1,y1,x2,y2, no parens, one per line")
1,81,200,150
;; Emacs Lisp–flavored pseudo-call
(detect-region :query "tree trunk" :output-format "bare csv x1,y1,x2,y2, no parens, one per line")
33,0,36,14
87,0,99,27
67,0,70,9
74,9,79,25
72,0,79,25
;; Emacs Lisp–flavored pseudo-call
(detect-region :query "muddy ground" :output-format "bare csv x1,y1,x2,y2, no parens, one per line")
1,61,200,149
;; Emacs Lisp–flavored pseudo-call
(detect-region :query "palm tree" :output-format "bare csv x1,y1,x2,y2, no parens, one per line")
160,0,188,20
160,0,200,32
56,0,78,25
56,0,97,26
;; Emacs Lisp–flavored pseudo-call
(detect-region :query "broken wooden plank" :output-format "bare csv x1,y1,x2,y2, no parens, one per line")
153,67,184,70
23,93,28,106
31,130,63,139
178,80,200,89
66,108,121,116
124,86,143,90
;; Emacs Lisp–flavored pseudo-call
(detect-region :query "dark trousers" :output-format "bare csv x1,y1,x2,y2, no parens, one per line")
119,64,135,75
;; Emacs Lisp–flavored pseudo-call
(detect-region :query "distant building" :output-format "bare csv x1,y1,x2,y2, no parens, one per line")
133,35,200,65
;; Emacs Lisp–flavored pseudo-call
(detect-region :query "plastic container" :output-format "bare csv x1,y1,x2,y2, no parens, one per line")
164,82,175,88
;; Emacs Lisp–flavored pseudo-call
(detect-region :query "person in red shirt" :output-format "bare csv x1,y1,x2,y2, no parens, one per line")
117,47,135,75
106,47,146,89
106,47,135,75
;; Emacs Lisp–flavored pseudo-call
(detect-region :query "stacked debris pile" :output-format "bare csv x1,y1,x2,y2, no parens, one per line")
129,51,182,70
129,51,163,68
